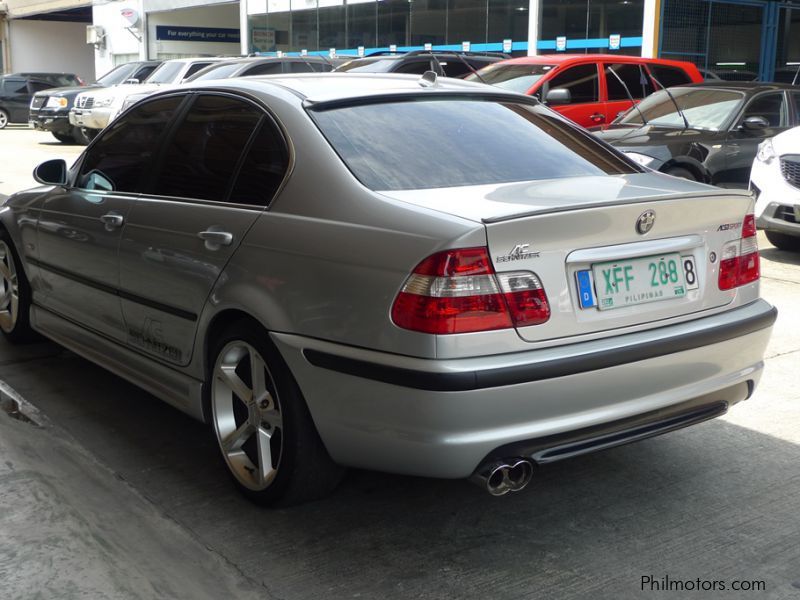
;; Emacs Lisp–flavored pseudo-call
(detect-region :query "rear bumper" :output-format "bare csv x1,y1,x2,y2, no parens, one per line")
272,299,776,479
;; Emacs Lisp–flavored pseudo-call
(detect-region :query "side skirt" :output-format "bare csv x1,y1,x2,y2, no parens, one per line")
30,305,206,422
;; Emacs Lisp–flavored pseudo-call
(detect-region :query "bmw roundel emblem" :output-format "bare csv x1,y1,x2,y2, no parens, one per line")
636,210,656,235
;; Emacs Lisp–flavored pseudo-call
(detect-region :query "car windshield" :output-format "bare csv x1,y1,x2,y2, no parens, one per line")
617,88,745,130
336,58,401,73
145,62,184,84
465,64,556,94
311,98,636,191
186,63,242,82
97,63,138,86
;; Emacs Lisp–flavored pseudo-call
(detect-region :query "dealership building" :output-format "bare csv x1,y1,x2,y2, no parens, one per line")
0,0,798,82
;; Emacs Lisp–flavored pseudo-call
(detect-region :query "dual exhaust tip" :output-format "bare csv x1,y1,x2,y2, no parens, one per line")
469,458,535,496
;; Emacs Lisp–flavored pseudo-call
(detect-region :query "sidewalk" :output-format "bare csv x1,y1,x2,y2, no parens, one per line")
0,387,268,600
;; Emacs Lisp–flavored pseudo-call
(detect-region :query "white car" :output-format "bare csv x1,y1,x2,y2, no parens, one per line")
751,126,800,251
69,57,227,134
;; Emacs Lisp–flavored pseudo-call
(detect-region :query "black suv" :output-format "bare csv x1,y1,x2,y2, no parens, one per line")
0,73,82,130
335,50,509,78
29,61,160,144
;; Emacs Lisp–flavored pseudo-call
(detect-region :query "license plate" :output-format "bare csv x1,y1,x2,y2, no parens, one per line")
592,253,689,311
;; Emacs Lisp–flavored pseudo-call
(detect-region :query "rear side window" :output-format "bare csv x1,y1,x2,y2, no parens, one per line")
229,120,289,206
648,64,692,88
312,99,635,191
151,95,262,201
605,63,654,100
183,62,214,80
3,79,27,94
440,61,471,78
77,96,183,193
546,64,599,103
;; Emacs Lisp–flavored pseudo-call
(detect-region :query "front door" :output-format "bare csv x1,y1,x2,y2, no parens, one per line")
543,63,602,128
118,93,290,366
34,95,185,342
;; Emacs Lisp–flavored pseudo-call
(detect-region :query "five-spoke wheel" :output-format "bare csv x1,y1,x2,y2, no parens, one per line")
0,230,32,342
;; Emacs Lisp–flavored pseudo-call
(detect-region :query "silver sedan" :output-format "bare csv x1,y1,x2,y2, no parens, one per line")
0,73,776,505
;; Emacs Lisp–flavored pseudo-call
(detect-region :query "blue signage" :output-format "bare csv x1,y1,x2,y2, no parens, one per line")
155,26,240,43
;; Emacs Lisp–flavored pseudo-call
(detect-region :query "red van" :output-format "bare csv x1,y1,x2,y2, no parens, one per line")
469,54,704,128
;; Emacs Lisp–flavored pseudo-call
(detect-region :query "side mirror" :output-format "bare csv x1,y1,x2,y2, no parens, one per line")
545,88,571,106
742,116,769,131
33,159,67,186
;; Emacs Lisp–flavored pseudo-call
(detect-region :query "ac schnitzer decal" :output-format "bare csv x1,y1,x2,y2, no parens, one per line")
496,243,540,263
717,222,742,231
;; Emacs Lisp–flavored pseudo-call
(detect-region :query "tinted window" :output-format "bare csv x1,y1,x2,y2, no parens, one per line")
188,63,242,82
440,61,471,78
742,93,788,128
312,99,635,191
28,81,53,94
289,61,320,73
183,62,214,80
78,96,183,193
648,65,692,88
618,88,744,130
245,62,284,76
394,60,433,75
97,64,138,86
547,64,599,104
133,65,158,82
3,79,27,94
229,120,289,206
151,95,262,201
605,64,654,101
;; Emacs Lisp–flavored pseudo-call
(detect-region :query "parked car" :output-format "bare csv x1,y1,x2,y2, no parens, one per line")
0,74,775,505
29,61,161,144
69,57,227,135
336,50,508,78
465,54,703,128
0,73,83,129
186,55,341,81
750,126,800,250
594,82,800,187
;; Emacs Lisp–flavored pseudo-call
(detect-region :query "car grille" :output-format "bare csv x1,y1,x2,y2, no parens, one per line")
775,205,799,224
75,96,94,109
779,156,800,189
31,96,46,109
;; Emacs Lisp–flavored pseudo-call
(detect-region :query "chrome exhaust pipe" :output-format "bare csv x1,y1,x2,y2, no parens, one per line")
469,458,534,496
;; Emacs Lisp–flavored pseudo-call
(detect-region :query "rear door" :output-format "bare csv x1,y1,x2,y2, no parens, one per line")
602,63,655,124
2,78,31,122
118,93,289,365
542,63,602,127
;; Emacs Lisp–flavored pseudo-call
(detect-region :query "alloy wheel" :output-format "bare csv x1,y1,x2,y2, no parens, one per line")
0,111,8,129
0,241,19,333
212,341,284,491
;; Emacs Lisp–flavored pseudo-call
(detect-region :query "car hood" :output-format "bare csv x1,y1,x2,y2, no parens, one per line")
771,125,800,154
34,84,101,98
378,172,732,223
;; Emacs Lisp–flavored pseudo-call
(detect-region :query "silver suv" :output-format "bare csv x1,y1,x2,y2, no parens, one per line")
0,74,776,505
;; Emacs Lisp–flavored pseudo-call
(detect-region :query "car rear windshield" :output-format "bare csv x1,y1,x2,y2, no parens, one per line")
311,98,637,191
97,63,138,86
465,64,556,94
186,63,243,82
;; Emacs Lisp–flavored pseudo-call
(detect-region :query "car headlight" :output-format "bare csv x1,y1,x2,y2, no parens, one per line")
624,152,658,167
94,97,115,108
121,94,148,111
45,96,68,109
756,139,776,164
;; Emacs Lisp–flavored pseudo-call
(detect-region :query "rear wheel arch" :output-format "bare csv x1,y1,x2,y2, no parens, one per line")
660,158,708,183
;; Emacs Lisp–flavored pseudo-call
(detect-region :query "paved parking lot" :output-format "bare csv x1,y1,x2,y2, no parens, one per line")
1,127,799,599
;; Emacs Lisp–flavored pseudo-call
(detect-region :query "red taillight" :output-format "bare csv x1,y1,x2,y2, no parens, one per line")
718,213,760,290
391,247,550,334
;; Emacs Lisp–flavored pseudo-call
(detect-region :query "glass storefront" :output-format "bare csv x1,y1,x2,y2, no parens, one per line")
246,0,529,54
538,0,644,55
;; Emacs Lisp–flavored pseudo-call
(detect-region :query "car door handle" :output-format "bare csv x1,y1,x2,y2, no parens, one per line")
590,113,606,123
197,229,233,250
100,213,124,230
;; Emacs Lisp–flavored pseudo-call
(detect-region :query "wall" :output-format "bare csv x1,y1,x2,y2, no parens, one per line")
8,19,94,81
92,0,145,79
147,2,240,58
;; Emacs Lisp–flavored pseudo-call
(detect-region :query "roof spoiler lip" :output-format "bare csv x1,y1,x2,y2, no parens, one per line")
302,89,539,111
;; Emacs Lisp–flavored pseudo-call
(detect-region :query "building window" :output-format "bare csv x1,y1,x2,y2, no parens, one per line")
540,0,644,54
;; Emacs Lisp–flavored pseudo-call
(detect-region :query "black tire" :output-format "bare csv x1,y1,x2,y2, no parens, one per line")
72,126,96,146
664,167,697,181
765,229,800,251
207,319,344,506
51,131,75,144
0,109,8,129
0,228,35,343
